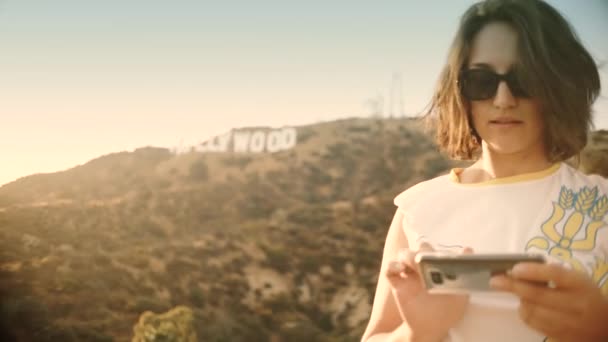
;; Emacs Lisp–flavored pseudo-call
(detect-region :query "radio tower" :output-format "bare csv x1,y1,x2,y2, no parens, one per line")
388,72,405,117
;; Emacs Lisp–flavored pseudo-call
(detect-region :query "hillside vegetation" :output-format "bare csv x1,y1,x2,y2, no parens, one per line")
0,118,606,341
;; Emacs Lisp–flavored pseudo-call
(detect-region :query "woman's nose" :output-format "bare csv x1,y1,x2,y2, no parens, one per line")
493,81,517,108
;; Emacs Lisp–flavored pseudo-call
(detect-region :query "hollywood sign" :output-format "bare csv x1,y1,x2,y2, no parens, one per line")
182,127,298,154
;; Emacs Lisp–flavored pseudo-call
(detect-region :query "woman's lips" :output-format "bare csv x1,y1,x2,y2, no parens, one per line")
489,119,523,126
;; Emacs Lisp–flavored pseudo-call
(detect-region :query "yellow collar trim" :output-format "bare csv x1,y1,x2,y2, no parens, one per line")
449,163,561,186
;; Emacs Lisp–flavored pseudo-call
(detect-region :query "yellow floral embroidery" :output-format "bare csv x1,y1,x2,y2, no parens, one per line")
526,186,608,287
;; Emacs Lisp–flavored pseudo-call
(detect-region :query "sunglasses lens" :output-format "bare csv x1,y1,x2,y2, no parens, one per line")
505,73,530,98
460,69,531,100
460,69,498,100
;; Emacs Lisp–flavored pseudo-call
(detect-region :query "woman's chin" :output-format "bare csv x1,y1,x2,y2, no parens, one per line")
485,143,530,156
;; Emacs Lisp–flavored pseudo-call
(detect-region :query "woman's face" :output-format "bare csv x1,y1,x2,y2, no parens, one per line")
467,21,547,159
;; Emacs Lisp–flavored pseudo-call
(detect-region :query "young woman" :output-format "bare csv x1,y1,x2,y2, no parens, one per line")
361,1,608,341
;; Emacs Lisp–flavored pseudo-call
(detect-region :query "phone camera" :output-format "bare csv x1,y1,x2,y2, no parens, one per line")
445,272,457,280
430,271,443,285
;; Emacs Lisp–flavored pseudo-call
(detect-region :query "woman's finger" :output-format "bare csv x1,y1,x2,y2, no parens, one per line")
397,248,419,273
490,275,583,314
386,259,426,298
385,261,407,289
386,261,405,277
511,262,590,290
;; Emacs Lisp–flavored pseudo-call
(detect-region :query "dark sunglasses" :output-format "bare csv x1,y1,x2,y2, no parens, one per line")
458,68,530,101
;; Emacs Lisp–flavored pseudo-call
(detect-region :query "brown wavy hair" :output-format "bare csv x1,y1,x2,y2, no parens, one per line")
425,0,601,161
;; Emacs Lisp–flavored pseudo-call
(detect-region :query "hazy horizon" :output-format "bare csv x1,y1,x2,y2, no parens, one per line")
1,0,607,187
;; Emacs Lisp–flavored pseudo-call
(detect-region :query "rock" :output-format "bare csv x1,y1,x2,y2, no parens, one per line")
243,265,290,305
329,286,371,328
344,262,355,276
131,306,197,342
320,265,333,277
22,234,41,250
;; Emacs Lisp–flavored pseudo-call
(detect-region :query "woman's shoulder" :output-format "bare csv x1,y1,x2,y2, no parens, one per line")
393,173,452,209
559,162,608,192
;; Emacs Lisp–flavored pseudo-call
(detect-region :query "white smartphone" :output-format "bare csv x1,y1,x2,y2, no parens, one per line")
415,252,547,294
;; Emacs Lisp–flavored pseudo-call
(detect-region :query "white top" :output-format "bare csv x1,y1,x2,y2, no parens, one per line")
393,163,608,342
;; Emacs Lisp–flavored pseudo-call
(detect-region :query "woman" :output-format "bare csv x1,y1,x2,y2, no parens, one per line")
361,0,607,341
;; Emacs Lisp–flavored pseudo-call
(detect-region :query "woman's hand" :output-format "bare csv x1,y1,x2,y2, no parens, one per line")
490,262,608,342
385,243,472,342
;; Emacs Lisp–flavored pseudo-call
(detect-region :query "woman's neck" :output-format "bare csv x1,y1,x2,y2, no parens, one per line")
460,143,553,184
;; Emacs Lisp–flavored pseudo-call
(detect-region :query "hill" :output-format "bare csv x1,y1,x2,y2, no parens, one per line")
0,118,606,341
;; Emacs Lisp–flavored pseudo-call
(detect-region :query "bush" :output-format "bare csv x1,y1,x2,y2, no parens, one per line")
145,220,168,239
296,128,316,143
92,253,113,267
298,256,320,274
221,156,253,168
287,204,332,227
196,310,269,342
72,327,114,342
189,287,206,307
188,159,209,181
0,295,51,338
263,246,291,273
424,156,450,178
347,125,371,133
280,319,328,342
132,297,168,314
264,293,295,313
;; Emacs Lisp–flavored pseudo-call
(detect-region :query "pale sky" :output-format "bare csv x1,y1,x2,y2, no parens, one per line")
0,0,607,186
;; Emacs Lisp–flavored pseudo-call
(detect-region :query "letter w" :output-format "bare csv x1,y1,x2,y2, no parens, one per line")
233,131,251,152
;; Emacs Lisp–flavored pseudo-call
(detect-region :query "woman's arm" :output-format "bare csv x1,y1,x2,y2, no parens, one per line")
364,323,415,342
361,209,469,342
361,210,414,341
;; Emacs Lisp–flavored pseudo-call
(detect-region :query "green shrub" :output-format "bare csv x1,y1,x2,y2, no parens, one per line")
424,156,450,178
132,297,168,314
280,319,328,342
72,327,114,342
263,247,291,273
189,287,206,307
